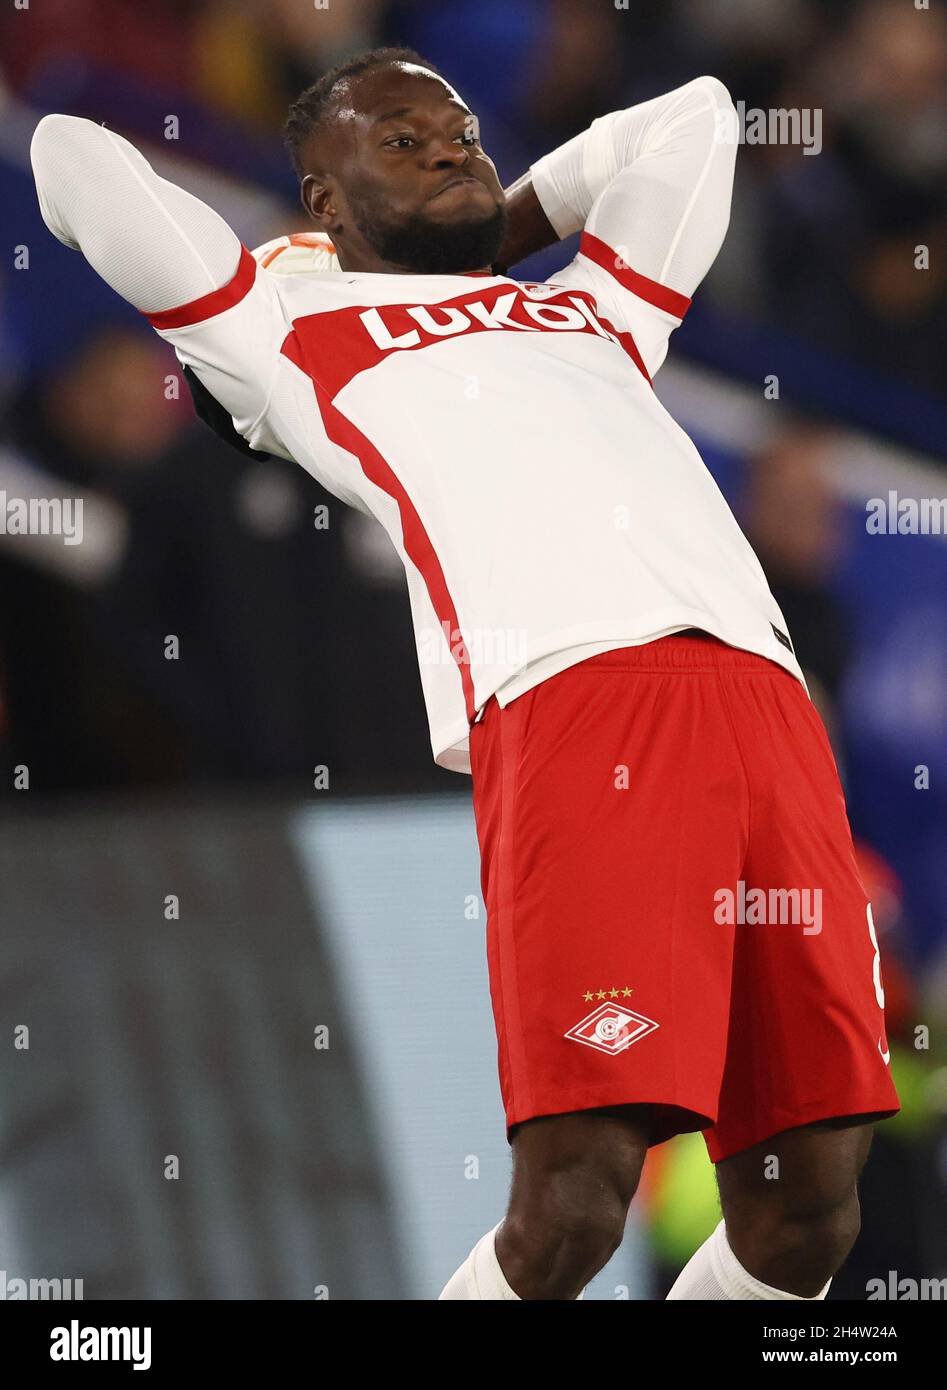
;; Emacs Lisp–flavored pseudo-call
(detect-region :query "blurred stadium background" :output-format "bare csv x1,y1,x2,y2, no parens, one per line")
1,0,946,1299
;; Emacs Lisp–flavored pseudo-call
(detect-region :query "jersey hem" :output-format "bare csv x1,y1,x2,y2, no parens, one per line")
431,612,807,776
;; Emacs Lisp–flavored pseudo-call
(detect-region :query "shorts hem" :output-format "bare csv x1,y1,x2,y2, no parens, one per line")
505,1085,716,1147
703,1095,901,1164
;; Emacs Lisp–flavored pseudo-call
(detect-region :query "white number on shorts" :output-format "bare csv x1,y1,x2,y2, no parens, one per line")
867,903,885,1009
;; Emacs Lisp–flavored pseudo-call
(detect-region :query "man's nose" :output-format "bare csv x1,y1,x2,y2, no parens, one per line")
427,138,470,168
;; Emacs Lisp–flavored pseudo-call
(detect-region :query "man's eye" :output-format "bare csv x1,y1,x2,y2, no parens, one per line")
455,132,478,146
386,135,415,148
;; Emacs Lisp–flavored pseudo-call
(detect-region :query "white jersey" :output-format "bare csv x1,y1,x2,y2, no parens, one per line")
31,77,804,773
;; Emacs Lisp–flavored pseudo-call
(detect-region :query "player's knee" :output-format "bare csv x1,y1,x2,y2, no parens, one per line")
501,1188,627,1298
500,1109,648,1295
779,1189,862,1274
770,1150,864,1239
502,1158,633,1296
727,1183,861,1286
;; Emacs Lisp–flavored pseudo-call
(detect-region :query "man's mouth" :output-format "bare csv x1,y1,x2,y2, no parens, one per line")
430,175,482,200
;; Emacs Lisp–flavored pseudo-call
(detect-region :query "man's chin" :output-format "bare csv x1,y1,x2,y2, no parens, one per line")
360,204,508,275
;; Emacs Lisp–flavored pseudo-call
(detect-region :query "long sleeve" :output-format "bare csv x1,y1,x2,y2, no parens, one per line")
529,77,737,376
30,114,287,447
31,114,246,310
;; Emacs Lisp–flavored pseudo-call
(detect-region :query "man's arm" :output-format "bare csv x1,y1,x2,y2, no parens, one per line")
30,115,285,444
495,174,558,273
500,77,737,373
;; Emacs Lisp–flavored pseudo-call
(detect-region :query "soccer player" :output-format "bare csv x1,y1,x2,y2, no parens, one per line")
31,46,899,1301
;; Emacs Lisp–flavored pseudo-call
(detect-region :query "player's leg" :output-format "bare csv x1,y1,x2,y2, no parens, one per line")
443,638,751,1300
441,1104,656,1300
496,1103,661,1299
717,1115,877,1295
441,1099,711,1299
673,655,899,1300
667,1115,880,1299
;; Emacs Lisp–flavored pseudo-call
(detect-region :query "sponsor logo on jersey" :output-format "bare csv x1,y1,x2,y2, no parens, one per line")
283,282,650,397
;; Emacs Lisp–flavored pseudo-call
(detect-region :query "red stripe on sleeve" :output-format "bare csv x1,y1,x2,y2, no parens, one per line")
579,232,692,320
143,244,257,330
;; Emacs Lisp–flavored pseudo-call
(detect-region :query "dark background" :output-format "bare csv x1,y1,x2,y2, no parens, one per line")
1,0,945,1298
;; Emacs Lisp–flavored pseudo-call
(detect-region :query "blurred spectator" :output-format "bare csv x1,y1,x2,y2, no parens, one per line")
0,322,442,796
0,325,187,791
0,0,201,97
192,0,387,131
742,423,852,716
93,421,443,793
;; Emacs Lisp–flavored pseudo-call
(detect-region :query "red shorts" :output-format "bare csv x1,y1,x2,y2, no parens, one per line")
469,634,900,1163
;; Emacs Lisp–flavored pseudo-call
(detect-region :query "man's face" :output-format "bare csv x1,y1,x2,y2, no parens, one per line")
301,63,507,274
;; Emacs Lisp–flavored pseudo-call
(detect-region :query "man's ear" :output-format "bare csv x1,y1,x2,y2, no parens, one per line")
301,173,335,229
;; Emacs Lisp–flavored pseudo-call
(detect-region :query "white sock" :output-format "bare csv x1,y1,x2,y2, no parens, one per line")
438,1222,588,1300
438,1223,520,1299
666,1219,832,1300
